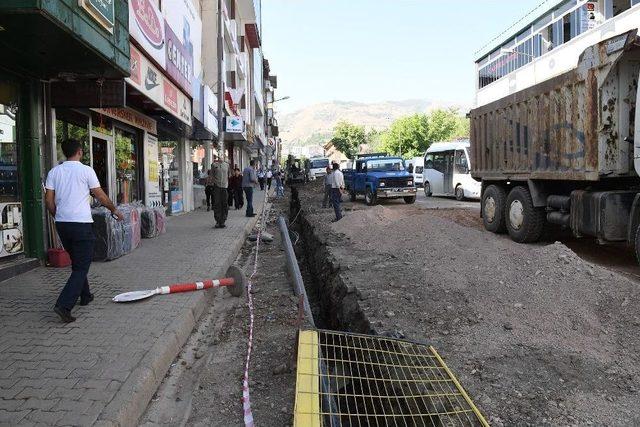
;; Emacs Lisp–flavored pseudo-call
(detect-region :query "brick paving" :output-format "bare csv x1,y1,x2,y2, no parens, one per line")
0,192,266,426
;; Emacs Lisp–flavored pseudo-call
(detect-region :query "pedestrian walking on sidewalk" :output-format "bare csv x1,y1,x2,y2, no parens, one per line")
45,139,124,323
266,169,273,190
229,167,244,209
205,169,215,211
258,168,266,190
212,156,230,228
330,162,345,222
274,170,285,197
243,160,259,217
322,166,333,208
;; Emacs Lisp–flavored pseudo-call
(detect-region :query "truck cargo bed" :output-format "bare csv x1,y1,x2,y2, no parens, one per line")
470,30,639,182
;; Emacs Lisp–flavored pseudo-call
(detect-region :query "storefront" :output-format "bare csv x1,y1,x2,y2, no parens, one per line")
0,0,129,271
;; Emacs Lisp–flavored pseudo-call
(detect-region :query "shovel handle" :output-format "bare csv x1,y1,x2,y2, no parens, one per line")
164,278,235,294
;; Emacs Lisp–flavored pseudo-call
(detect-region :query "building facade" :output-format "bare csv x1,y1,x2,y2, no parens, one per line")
0,0,279,278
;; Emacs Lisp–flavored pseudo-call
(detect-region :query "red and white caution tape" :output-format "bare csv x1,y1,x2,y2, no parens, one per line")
242,190,270,427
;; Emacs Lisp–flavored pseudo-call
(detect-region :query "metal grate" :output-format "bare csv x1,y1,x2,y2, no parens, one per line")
294,330,489,427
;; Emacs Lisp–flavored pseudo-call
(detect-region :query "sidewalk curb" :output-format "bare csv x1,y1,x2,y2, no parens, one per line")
96,199,267,427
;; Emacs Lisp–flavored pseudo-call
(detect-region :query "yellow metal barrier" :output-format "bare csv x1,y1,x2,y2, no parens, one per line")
293,330,489,426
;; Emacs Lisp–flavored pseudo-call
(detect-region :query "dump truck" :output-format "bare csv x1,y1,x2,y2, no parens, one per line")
470,29,640,262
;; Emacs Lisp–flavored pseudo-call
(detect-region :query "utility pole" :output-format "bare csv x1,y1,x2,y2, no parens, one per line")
216,0,225,157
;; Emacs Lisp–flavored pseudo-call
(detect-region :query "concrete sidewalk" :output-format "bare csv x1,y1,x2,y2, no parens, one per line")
0,192,266,426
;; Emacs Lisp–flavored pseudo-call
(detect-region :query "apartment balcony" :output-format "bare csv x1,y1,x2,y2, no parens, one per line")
237,0,261,48
222,2,239,54
236,52,247,80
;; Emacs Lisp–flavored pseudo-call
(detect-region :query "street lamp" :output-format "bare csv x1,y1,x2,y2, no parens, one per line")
271,96,290,103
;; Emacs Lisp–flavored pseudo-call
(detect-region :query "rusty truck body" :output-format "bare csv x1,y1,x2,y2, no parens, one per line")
470,28,640,262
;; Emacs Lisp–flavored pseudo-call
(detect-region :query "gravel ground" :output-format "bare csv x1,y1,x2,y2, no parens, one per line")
143,197,300,427
296,180,640,426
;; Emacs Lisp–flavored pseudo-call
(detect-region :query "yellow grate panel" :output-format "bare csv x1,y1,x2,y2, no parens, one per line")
294,330,489,427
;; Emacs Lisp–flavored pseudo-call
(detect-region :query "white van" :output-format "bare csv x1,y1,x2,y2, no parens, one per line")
307,157,330,180
423,140,480,200
411,157,424,187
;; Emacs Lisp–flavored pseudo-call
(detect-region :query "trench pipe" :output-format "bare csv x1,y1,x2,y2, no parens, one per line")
278,216,341,425
278,215,315,328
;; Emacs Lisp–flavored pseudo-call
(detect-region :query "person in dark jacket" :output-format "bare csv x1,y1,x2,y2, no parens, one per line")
229,168,244,209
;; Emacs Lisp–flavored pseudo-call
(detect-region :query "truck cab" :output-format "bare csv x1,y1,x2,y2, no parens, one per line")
344,154,417,205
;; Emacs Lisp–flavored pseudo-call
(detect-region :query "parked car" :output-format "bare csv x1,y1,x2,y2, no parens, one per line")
423,141,480,201
344,154,417,205
412,157,424,187
306,157,330,181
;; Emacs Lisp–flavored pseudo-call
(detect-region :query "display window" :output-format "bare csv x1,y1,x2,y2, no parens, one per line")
115,128,140,204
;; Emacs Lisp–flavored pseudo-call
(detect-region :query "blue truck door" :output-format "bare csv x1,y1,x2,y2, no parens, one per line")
355,161,367,192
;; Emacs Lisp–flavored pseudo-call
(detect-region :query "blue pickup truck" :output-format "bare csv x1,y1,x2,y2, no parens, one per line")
343,155,417,205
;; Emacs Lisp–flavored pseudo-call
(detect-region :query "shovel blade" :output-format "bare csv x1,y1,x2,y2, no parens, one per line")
112,289,156,303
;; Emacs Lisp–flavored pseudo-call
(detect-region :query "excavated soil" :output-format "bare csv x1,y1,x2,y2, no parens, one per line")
294,180,640,426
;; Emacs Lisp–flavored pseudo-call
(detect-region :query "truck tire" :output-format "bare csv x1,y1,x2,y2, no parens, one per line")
424,182,432,197
482,185,507,233
404,196,416,204
506,186,545,243
455,185,465,201
349,190,356,202
365,187,377,206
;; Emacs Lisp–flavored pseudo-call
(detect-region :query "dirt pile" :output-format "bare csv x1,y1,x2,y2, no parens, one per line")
294,182,640,426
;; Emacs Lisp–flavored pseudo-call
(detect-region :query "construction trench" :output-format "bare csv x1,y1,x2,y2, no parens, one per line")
144,181,640,426
287,186,488,426
284,180,640,427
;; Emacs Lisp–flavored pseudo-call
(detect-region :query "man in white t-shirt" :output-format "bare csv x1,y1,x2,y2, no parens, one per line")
330,162,345,221
45,139,123,323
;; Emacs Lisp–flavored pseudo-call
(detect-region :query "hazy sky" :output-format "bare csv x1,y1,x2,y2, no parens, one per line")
262,0,544,114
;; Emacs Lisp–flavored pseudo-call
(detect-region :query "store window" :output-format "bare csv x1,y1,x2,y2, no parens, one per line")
55,110,89,164
115,128,139,204
160,140,183,213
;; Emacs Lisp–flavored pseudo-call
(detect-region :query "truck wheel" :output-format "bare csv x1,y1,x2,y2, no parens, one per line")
365,188,377,206
482,185,507,233
424,182,432,197
506,186,545,243
455,185,465,201
404,196,416,204
349,191,356,202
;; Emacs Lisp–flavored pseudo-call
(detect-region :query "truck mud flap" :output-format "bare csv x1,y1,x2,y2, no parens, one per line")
570,190,637,243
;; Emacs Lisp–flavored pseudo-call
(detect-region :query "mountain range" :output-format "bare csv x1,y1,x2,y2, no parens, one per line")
278,99,469,150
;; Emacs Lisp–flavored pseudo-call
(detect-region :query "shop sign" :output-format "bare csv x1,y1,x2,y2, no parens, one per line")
79,0,115,32
129,0,166,68
171,190,184,213
145,134,163,208
226,116,244,134
203,85,218,135
163,0,202,96
93,107,157,135
127,43,192,126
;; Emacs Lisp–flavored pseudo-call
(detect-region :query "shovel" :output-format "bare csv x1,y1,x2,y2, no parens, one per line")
112,266,246,302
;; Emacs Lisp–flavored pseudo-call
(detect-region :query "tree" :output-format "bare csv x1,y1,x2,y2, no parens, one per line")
381,114,429,159
329,121,367,159
381,109,470,158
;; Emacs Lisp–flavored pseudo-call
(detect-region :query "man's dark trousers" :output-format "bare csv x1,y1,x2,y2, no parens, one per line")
331,188,343,220
244,187,254,216
55,222,95,310
213,186,229,225
205,185,214,209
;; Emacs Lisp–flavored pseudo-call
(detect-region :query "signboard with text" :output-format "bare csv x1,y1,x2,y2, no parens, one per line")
127,43,192,126
145,134,163,208
226,116,244,134
203,85,218,135
79,0,115,32
129,0,166,68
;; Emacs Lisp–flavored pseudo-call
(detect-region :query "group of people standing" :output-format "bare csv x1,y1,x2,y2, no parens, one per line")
204,158,283,228
322,163,345,222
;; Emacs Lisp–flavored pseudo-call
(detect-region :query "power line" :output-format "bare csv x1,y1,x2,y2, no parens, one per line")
474,0,554,56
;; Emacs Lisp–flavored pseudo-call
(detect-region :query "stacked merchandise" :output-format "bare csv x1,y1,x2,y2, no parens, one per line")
155,208,167,235
141,207,158,238
92,204,144,261
92,207,124,261
141,207,167,238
